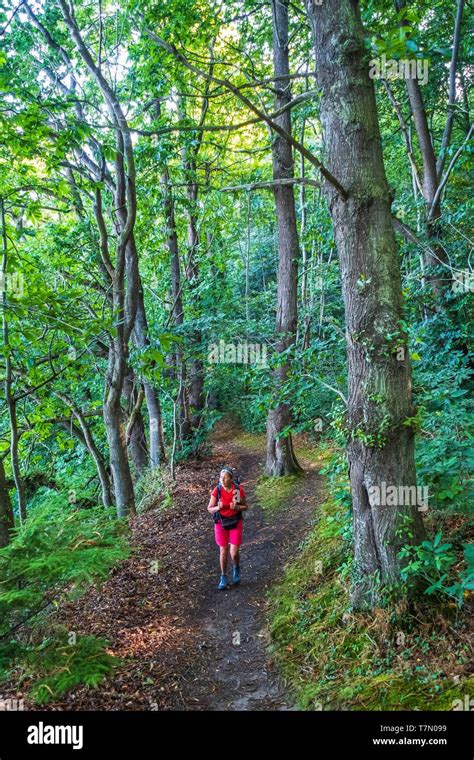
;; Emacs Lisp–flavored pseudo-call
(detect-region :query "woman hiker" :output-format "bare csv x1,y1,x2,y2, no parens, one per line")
208,467,248,590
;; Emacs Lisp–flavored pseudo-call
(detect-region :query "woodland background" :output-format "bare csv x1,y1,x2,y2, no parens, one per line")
0,0,472,710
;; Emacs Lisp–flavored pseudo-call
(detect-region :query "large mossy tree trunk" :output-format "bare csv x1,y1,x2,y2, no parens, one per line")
265,0,302,477
305,0,425,608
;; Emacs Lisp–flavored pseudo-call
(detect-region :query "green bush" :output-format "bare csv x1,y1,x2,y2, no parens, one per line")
28,634,119,705
0,499,130,699
399,533,474,608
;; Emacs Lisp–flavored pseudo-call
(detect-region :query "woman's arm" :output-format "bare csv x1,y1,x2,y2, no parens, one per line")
207,492,220,514
233,486,248,511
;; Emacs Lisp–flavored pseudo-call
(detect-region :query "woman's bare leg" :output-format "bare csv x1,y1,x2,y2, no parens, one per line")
230,544,240,566
219,545,229,574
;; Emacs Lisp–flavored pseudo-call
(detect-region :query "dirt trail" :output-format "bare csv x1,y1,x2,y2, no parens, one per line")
24,425,323,711
179,431,321,711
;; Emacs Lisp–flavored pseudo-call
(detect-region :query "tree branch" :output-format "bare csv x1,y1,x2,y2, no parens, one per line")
142,27,348,200
429,124,473,221
436,0,465,180
221,177,321,192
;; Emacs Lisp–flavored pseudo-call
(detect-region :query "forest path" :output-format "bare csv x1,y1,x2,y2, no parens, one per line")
36,422,324,711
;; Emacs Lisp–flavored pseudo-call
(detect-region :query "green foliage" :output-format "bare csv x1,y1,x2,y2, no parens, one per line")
318,449,352,542
267,483,473,710
255,473,301,514
0,0,472,712
410,314,473,512
0,498,128,700
0,499,130,640
399,534,474,608
28,634,119,705
135,466,174,513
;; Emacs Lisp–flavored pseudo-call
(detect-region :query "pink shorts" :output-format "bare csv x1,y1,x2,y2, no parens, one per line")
214,520,243,547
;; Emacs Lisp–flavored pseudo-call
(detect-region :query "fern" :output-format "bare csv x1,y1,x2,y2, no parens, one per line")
0,499,129,699
28,635,119,705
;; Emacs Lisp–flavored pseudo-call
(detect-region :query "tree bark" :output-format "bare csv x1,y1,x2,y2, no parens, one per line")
184,172,205,428
162,167,192,443
123,369,148,477
179,95,208,432
58,1,139,517
1,197,27,523
0,457,14,548
394,0,465,302
58,416,113,509
305,0,425,608
265,0,302,477
133,283,167,466
103,387,135,517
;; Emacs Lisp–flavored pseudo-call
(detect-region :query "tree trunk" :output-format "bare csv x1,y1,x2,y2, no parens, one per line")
59,0,138,518
104,356,136,518
184,168,205,430
58,417,113,509
404,77,448,300
133,286,167,466
265,0,302,477
0,457,14,548
123,369,148,477
179,95,207,432
1,197,27,523
305,0,425,608
125,230,166,467
143,376,167,466
394,0,465,302
163,167,192,442
55,391,113,508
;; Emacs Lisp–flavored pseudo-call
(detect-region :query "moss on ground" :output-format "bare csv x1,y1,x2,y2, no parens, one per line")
233,431,473,711
255,473,303,514
293,443,331,466
232,429,267,450
266,479,474,711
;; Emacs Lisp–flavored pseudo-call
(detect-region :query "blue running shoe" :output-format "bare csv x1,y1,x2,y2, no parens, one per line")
218,574,228,590
232,564,241,585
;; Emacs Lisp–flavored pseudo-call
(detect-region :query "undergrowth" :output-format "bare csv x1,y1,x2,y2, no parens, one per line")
267,445,474,710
